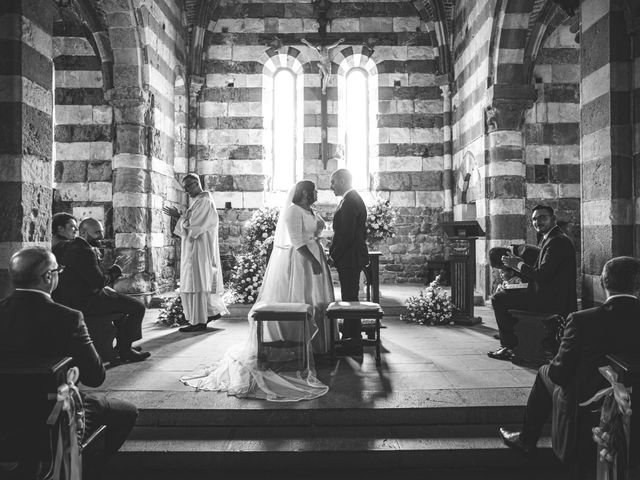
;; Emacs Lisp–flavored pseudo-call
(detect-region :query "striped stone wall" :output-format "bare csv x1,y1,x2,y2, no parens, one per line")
579,0,636,306
450,0,496,297
107,0,187,293
0,0,55,296
52,28,113,230
523,22,580,268
199,0,447,283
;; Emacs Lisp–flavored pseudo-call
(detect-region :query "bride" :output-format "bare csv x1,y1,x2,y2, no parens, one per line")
180,180,335,401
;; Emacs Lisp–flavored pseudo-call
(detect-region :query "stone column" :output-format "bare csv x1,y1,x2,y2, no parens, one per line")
440,84,453,216
480,85,536,297
108,88,157,294
579,0,635,306
0,0,54,296
187,75,204,174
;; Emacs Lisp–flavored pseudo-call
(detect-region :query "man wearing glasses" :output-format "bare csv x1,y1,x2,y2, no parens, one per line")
488,205,577,361
0,247,138,475
53,218,149,362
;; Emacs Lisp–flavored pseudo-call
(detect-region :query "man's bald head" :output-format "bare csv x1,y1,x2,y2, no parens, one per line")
330,168,353,197
10,247,56,290
78,218,105,247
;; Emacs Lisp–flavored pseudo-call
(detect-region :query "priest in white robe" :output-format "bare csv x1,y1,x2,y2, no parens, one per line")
163,174,229,332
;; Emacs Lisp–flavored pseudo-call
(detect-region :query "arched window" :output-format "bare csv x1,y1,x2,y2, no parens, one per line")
272,68,298,190
262,53,304,192
344,68,369,190
337,52,378,191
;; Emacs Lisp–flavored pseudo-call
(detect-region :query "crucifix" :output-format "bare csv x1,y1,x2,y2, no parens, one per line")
302,0,344,168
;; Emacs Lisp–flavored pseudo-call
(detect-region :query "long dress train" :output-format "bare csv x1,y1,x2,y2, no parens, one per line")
180,190,335,402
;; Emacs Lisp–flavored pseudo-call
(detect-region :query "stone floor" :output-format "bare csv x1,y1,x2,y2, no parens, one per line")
90,284,537,410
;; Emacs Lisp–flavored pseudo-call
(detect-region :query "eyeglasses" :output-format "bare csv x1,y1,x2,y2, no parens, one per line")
41,265,65,279
532,215,551,222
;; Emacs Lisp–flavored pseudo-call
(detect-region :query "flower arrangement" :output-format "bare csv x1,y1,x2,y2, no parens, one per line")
366,198,397,245
244,206,280,252
400,276,455,326
157,295,188,327
227,253,266,304
225,206,281,304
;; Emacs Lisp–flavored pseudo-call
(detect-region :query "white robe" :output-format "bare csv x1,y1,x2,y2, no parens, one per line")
174,191,229,324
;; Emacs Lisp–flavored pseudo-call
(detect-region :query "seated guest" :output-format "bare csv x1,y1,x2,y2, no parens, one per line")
489,205,577,360
51,212,78,250
0,247,138,473
499,256,640,474
53,218,150,363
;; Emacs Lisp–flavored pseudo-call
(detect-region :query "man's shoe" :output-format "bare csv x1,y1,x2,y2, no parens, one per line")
488,346,515,361
119,348,151,363
206,314,222,324
499,427,535,455
493,334,501,340
179,323,207,332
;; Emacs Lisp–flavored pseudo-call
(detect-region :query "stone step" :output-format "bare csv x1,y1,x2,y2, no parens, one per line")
109,424,557,474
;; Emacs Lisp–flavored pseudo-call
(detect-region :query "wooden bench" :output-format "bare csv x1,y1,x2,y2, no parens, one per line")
252,303,312,371
326,301,384,366
508,310,562,367
0,356,106,479
84,313,126,364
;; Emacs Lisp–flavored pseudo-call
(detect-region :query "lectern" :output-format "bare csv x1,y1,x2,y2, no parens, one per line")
441,221,485,325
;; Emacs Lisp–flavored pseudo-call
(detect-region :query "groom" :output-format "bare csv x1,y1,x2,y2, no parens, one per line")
329,168,369,354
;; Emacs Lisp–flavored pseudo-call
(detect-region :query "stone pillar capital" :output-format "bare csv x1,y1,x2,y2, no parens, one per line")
485,84,537,132
188,75,205,100
439,84,451,100
106,88,152,125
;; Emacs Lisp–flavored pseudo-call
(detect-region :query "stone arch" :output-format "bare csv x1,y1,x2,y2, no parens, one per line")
100,0,147,93
523,2,574,83
411,0,453,79
488,0,537,86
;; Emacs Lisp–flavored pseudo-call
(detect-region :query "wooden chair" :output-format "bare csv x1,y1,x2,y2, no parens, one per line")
0,355,106,479
252,303,312,371
326,301,384,366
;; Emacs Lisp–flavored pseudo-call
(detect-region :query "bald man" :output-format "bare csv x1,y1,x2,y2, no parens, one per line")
329,169,369,353
54,218,149,362
0,247,138,473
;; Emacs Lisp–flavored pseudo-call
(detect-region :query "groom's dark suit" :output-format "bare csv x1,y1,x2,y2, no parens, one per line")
330,189,369,338
0,290,137,461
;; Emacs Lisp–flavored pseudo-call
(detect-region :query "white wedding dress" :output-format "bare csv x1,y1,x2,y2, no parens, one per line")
180,188,335,402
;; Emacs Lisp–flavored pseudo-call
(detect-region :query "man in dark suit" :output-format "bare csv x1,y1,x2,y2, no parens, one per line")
0,246,138,472
489,205,577,360
329,169,369,353
53,218,150,362
499,256,640,471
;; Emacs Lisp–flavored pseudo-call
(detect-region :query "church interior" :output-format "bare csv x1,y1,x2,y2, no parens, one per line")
1,0,640,478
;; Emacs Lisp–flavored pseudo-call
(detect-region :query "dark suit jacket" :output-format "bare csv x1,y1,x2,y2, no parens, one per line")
549,295,640,403
0,290,105,387
330,189,369,269
519,225,577,316
53,237,121,311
